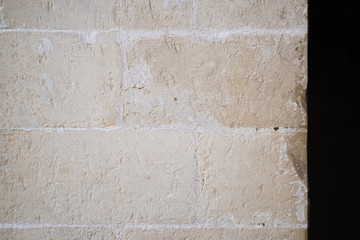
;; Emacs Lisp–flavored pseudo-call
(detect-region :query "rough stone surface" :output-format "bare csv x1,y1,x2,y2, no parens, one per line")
123,227,307,240
0,227,117,240
0,0,117,30
0,0,194,30
0,130,196,224
0,0,307,239
124,35,307,128
0,32,121,128
197,131,308,226
197,0,308,30
118,0,194,30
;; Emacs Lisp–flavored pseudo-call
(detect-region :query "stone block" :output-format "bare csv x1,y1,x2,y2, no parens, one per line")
0,129,197,224
124,35,307,128
197,0,307,30
197,130,308,225
0,32,121,127
0,0,194,30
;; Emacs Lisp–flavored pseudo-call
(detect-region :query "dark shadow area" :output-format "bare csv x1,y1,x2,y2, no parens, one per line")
308,0,357,239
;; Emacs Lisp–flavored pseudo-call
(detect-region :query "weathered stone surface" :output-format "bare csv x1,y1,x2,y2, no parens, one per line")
124,35,307,128
1,0,307,238
0,0,117,29
0,0,194,30
122,227,307,240
0,32,121,128
0,129,196,224
118,0,194,30
0,227,117,240
197,0,307,30
197,131,308,225
287,131,307,186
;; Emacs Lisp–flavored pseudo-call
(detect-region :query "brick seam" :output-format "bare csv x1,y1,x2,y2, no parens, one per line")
0,126,307,134
0,28,307,38
0,223,307,230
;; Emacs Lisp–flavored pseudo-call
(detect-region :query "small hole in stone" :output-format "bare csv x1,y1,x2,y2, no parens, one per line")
174,97,177,101
274,127,279,131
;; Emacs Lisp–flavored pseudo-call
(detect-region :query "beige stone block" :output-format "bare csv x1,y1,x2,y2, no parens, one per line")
197,0,307,30
197,131,308,225
0,129,196,224
0,227,117,240
122,227,307,240
124,35,307,128
117,0,194,30
0,32,121,128
0,0,117,29
0,0,194,30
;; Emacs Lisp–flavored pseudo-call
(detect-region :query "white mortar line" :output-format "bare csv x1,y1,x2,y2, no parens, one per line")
0,125,194,133
0,126,307,134
0,223,116,229
125,223,308,230
0,28,307,38
0,126,133,132
0,223,307,230
0,28,117,34
196,28,307,40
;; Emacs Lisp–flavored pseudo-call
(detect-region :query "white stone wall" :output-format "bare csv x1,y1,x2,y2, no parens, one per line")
0,0,307,239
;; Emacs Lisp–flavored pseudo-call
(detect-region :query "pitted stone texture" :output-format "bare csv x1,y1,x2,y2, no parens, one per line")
0,0,117,29
0,227,117,240
124,35,307,128
122,227,307,240
0,32,121,128
117,0,194,30
197,0,307,30
0,130,196,224
197,131,308,226
0,0,194,30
